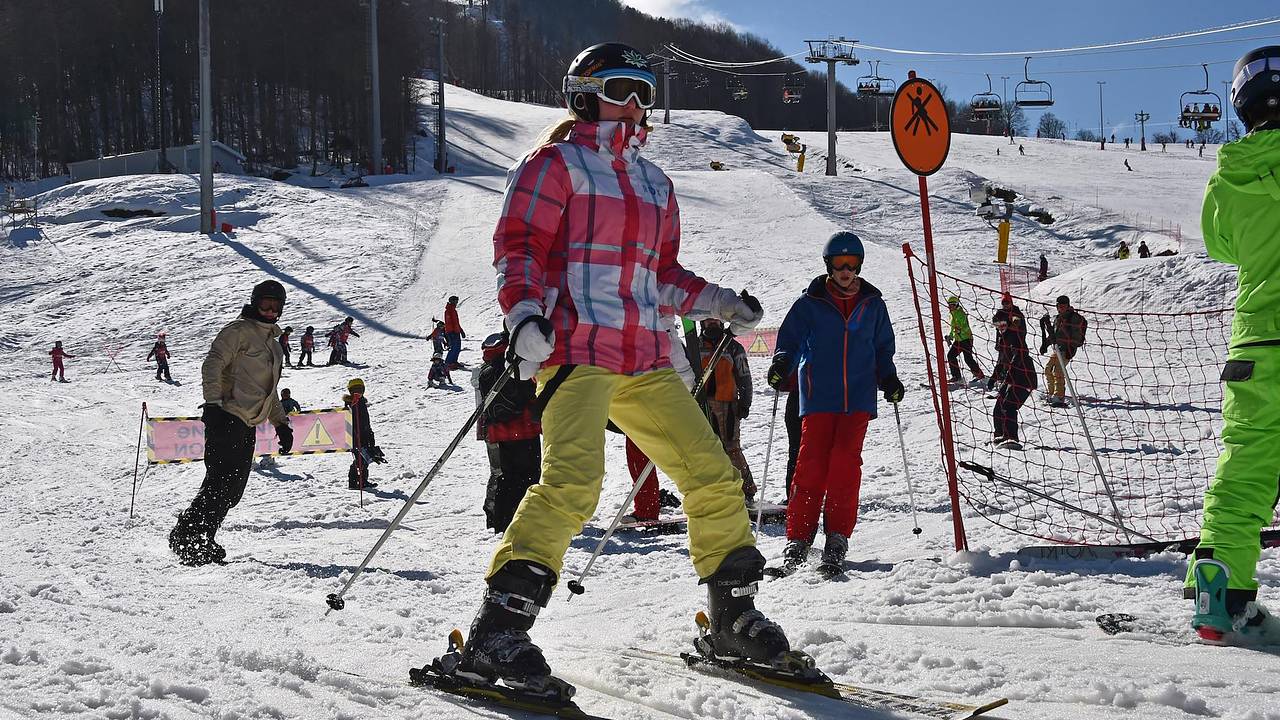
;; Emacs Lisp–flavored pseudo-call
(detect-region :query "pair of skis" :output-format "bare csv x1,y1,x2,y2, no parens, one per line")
410,625,1009,720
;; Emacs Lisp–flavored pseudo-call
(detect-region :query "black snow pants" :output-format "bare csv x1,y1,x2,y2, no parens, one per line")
175,412,257,539
783,390,801,502
947,339,983,379
993,384,1032,442
155,359,172,382
484,438,541,533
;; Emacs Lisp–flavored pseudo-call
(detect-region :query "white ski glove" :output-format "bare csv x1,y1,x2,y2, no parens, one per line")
505,299,555,380
710,287,764,335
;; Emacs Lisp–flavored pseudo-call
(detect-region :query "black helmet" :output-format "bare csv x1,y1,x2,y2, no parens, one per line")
563,42,657,122
305,326,313,333
481,331,508,350
250,279,287,306
447,295,459,305
344,316,353,324
1231,46,1280,132
283,326,293,333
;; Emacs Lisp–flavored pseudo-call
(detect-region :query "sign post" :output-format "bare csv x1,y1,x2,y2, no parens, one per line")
890,70,966,551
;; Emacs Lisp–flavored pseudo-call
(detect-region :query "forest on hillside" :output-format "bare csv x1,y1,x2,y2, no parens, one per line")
0,0,1010,180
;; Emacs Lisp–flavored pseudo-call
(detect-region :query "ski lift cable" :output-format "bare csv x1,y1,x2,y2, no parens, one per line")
873,57,1237,77
832,16,1280,57
867,32,1280,66
665,44,806,67
666,56,792,77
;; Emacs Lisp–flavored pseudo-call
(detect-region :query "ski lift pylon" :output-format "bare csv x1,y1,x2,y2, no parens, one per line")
1014,57,1054,108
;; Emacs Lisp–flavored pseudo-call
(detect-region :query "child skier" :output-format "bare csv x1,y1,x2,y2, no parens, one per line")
50,340,74,382
345,378,385,490
945,297,985,383
280,388,301,414
279,326,294,368
432,42,788,699
427,352,452,388
147,333,173,382
476,332,541,533
767,231,902,576
299,326,315,367
427,319,448,357
1184,46,1280,643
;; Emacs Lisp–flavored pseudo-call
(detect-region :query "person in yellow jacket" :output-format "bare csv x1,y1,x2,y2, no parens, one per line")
169,280,293,566
1185,46,1280,644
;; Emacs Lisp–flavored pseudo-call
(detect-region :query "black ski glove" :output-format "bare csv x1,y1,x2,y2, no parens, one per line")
879,375,905,403
766,355,791,390
201,403,229,425
276,422,293,454
737,398,751,419
370,446,387,463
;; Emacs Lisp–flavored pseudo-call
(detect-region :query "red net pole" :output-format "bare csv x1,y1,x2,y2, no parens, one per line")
918,175,967,551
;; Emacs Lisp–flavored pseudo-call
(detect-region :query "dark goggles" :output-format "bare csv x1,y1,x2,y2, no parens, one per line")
1233,56,1278,100
828,254,862,272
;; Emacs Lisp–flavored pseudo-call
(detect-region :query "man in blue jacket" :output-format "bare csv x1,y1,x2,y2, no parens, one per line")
767,231,902,574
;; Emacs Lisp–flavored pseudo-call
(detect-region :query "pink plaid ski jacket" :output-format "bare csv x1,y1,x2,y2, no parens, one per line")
493,120,722,375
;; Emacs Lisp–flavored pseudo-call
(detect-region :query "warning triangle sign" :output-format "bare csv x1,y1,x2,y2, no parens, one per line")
747,334,769,353
301,418,334,448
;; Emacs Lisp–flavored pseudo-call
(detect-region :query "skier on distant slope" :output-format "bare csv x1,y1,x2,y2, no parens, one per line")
1184,46,1280,643
345,378,384,490
766,231,902,576
49,340,74,382
433,42,791,697
443,296,465,369
299,326,316,367
147,333,173,382
169,281,293,566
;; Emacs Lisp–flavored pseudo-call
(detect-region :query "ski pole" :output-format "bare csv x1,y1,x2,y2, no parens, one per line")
325,361,519,613
752,389,782,537
892,402,922,536
130,402,147,519
566,327,739,598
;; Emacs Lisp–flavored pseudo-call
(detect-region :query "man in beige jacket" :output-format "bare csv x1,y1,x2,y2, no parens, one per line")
169,280,294,566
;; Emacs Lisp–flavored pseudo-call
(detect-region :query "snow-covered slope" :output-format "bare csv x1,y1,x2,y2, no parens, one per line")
0,84,1273,720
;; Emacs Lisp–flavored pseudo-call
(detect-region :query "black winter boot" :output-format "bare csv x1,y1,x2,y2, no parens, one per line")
169,514,216,566
820,533,847,567
781,539,810,575
460,560,557,688
697,547,790,662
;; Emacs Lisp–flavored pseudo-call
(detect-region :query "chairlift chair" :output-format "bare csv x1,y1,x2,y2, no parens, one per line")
727,77,748,101
970,73,1003,117
1179,63,1222,130
870,61,896,96
782,73,805,104
1014,57,1054,108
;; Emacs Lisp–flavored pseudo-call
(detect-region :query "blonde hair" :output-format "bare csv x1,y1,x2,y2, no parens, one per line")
534,116,577,149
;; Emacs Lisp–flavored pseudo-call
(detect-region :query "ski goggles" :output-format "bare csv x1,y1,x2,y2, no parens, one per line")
828,254,862,272
564,72,657,109
1232,56,1279,100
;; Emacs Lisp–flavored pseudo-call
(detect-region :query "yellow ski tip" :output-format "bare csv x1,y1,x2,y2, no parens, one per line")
695,611,710,629
449,628,466,652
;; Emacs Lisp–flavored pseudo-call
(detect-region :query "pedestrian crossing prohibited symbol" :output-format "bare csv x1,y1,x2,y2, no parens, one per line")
891,73,951,176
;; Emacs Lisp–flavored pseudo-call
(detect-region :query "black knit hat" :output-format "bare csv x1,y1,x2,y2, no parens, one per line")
1056,295,1070,305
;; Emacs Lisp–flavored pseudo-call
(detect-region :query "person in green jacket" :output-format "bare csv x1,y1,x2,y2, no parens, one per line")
1185,46,1280,644
946,296,985,383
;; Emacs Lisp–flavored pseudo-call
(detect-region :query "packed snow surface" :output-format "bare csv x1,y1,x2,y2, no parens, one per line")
1,84,1275,719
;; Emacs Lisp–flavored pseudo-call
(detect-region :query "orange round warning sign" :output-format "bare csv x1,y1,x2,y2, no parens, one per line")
890,76,951,176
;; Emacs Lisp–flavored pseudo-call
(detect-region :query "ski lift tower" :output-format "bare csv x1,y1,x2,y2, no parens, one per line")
806,38,859,176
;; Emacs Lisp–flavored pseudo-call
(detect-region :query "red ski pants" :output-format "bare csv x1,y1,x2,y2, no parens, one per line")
786,410,871,541
626,437,660,520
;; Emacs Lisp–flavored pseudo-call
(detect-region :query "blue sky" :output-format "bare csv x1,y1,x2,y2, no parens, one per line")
621,1,1277,138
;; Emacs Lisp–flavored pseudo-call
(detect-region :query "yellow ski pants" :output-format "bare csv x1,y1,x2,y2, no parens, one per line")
487,365,754,581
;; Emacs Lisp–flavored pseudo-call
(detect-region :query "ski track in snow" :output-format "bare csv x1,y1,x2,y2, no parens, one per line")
1,84,1276,719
